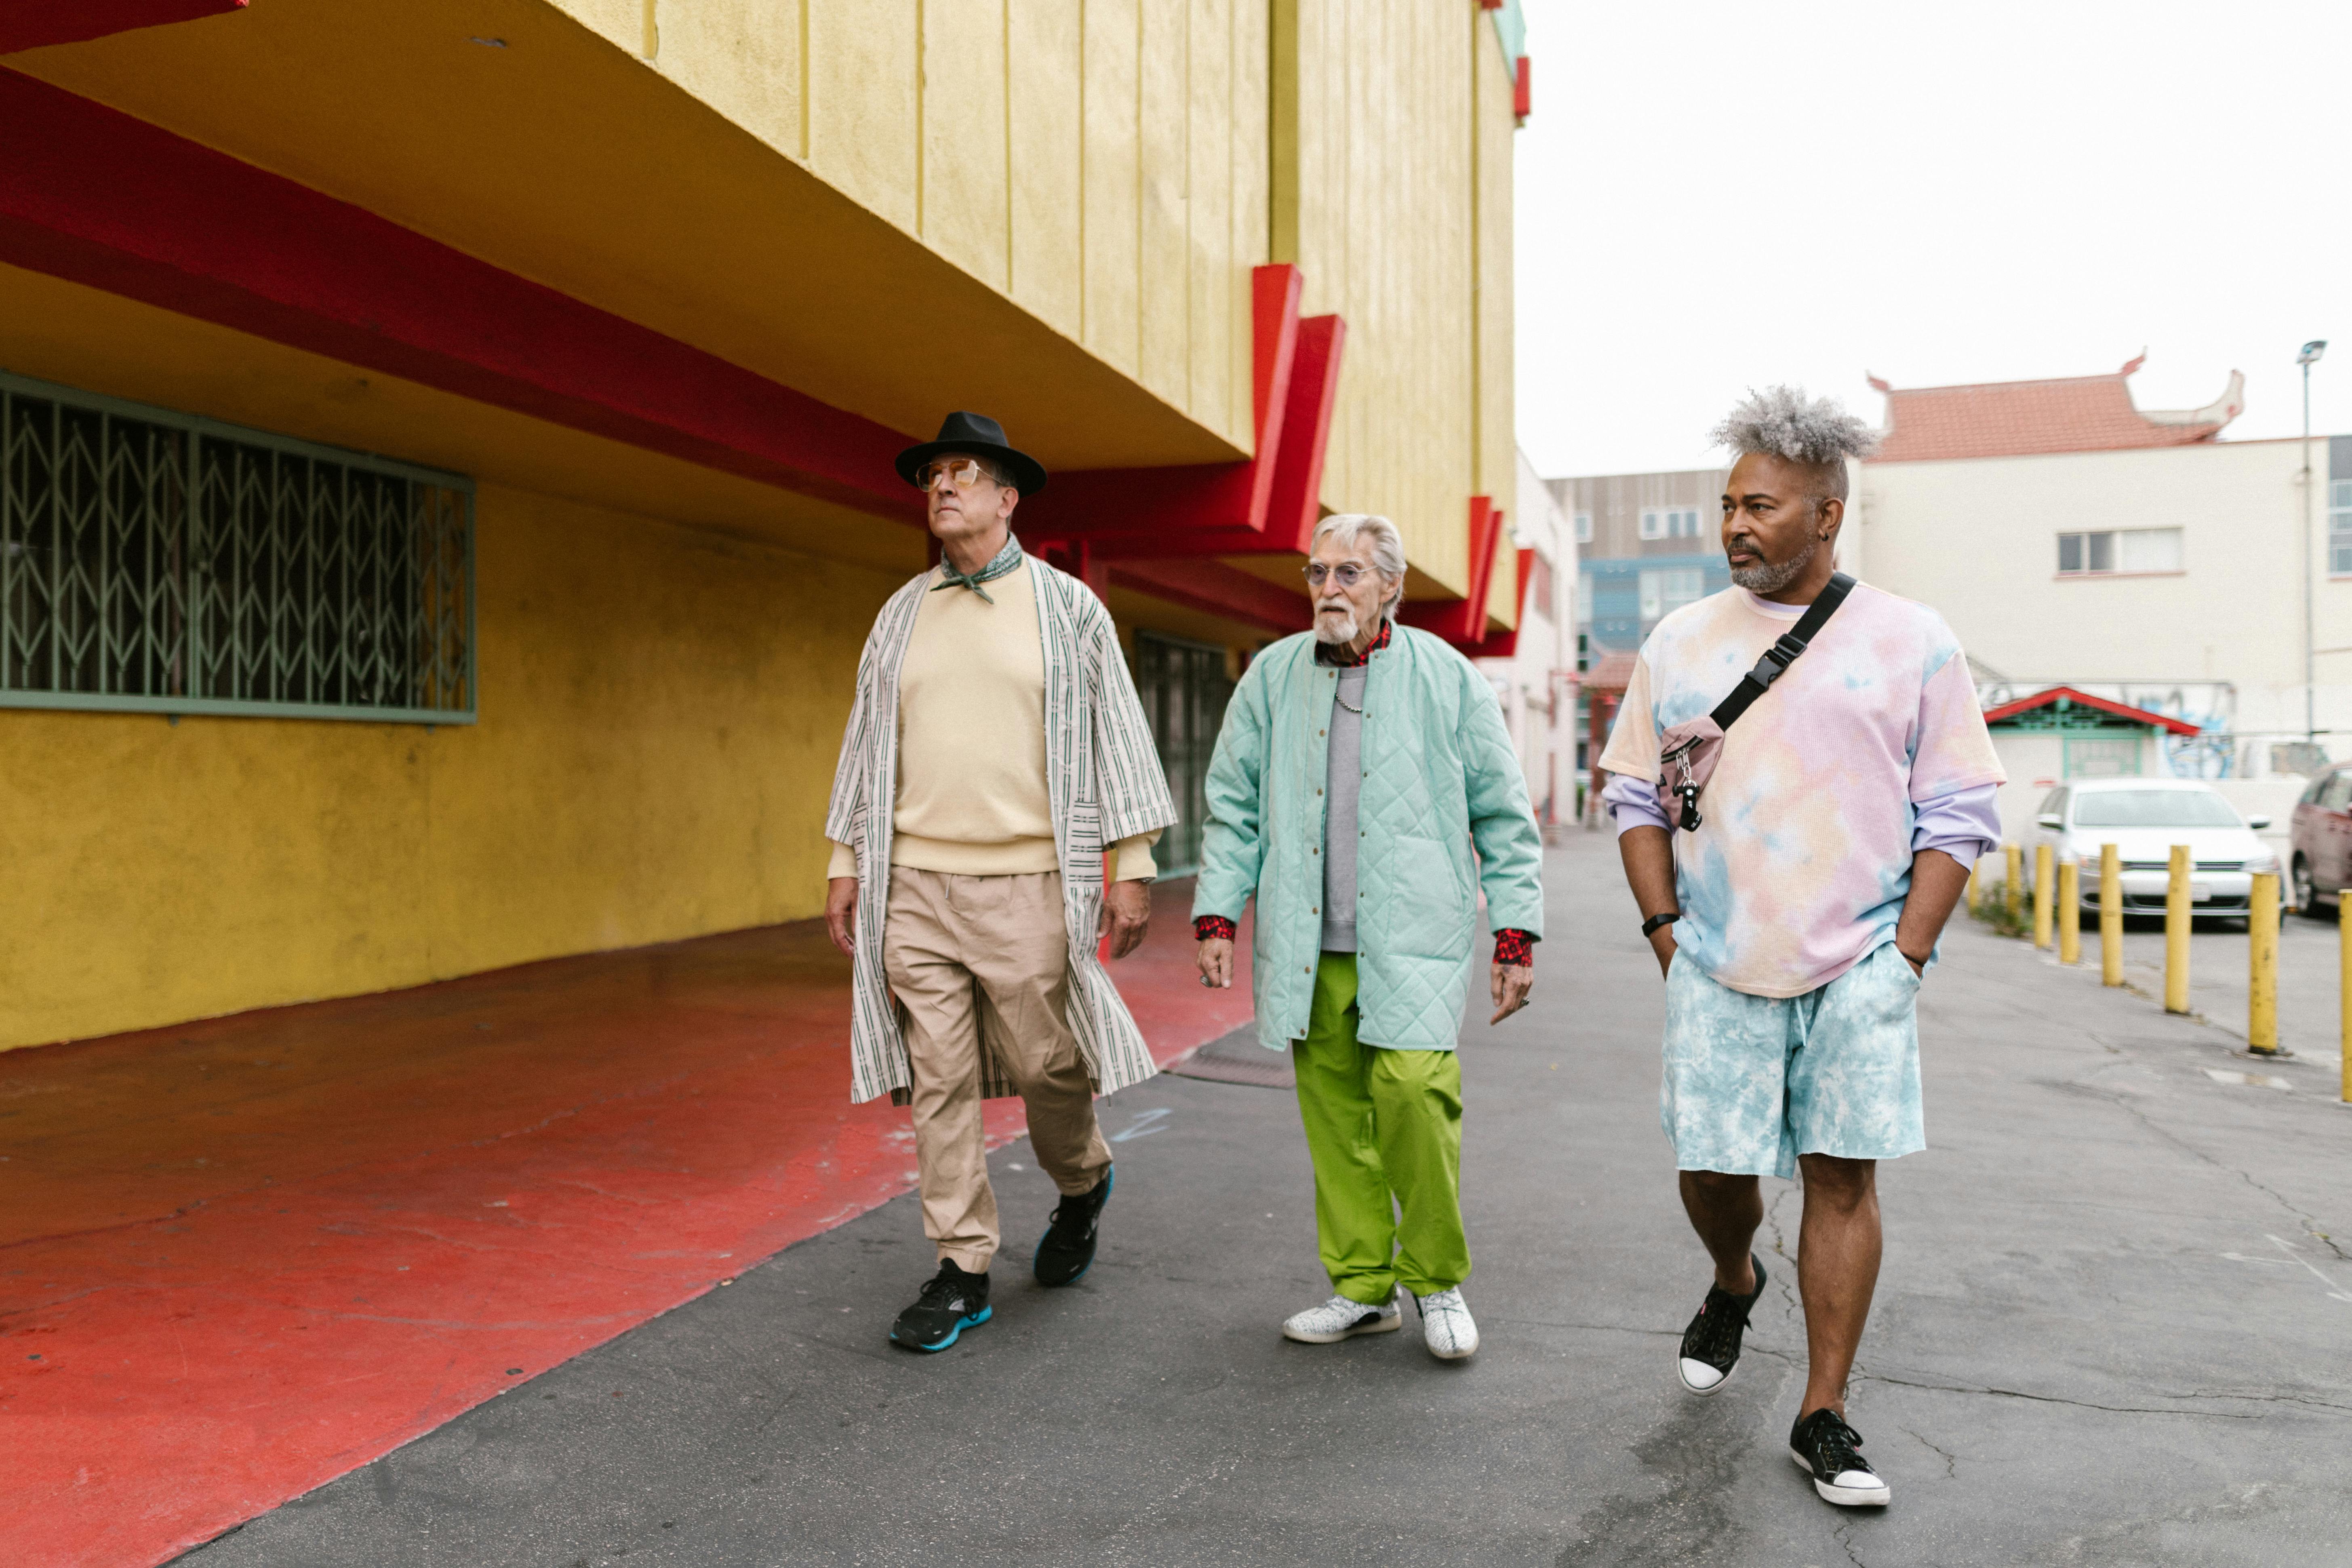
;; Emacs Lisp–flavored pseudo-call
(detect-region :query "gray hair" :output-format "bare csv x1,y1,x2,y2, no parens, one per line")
1710,385,1879,507
1311,512,1407,617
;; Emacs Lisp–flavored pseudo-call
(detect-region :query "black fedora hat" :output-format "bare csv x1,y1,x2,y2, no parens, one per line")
895,410,1048,496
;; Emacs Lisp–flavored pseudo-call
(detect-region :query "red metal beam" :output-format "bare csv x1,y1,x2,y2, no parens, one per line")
1401,497,1504,646
0,0,242,55
0,69,924,524
1458,548,1535,659
1107,560,1309,636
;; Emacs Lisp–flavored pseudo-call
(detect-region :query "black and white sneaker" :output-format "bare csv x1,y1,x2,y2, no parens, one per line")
1789,1407,1891,1506
889,1260,992,1353
1034,1167,1113,1287
1676,1253,1767,1395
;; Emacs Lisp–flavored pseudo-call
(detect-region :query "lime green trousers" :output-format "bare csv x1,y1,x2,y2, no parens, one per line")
1294,951,1470,1303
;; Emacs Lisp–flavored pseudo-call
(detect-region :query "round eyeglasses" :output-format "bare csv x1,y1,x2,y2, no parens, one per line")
1303,562,1372,588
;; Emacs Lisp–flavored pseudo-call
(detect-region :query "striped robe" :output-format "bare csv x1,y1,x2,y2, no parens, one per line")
825,556,1177,1106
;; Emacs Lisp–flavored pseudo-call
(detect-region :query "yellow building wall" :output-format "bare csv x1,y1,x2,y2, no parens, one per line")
1277,0,1516,605
561,0,1268,460
0,484,899,1052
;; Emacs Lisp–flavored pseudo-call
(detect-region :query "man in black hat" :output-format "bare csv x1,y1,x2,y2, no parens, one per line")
824,412,1176,1351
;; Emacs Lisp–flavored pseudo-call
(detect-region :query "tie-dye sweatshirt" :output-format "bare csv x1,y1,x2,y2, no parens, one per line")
1599,585,2004,999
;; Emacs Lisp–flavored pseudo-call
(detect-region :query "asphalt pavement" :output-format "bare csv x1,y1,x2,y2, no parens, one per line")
180,833,2352,1568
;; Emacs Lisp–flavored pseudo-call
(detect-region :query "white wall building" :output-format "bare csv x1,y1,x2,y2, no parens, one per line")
1857,358,2350,839
1478,449,1575,824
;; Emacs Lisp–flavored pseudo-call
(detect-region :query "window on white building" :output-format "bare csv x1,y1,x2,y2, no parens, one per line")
2057,527,2182,577
1638,567,1704,622
2329,480,2352,575
1573,511,1592,543
1638,506,1704,541
1574,570,1593,626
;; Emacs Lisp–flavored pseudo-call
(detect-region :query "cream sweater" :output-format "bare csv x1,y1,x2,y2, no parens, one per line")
827,558,1158,881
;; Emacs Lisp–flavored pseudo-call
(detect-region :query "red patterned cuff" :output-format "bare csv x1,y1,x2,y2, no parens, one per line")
1493,928,1537,967
1194,915,1238,942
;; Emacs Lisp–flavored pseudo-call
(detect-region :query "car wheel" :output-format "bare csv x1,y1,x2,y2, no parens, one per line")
2293,855,2318,918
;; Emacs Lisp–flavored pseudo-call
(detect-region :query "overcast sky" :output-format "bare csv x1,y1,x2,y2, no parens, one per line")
1512,0,2352,479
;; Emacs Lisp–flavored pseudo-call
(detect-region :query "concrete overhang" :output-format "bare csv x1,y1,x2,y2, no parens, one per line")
4,0,1244,476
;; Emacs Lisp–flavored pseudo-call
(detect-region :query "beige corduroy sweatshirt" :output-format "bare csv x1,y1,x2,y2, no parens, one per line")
826,558,1158,882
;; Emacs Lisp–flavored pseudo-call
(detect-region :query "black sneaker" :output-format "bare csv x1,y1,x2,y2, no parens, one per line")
1033,1167,1113,1287
1789,1407,1892,1507
1676,1253,1767,1395
889,1260,992,1352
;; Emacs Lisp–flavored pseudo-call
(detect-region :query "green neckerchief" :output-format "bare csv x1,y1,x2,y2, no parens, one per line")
930,533,1024,605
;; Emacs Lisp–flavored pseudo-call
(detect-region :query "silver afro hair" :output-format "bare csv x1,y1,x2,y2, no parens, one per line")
1710,385,1880,469
1310,513,1407,617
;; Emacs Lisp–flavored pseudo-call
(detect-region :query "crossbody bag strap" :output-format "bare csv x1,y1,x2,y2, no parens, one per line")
1706,572,1855,731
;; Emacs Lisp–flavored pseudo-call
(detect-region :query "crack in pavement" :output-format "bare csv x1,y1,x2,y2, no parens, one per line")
1899,1424,1958,1479
1854,1370,2259,1419
2059,1076,2350,1262
1832,1517,1868,1568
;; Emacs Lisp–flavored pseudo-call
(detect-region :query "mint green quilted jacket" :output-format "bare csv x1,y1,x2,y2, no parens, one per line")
1192,625,1545,1052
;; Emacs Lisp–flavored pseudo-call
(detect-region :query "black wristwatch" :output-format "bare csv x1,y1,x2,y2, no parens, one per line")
1641,911,1681,939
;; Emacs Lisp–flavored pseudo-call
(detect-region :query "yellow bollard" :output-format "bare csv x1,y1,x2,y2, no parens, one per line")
2248,871,2279,1054
2100,843,2123,986
2164,844,2191,1014
2057,860,2081,965
2004,842,2023,926
2032,843,2055,949
2341,890,2352,1103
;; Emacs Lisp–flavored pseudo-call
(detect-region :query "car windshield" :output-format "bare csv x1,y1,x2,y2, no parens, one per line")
2070,790,2242,829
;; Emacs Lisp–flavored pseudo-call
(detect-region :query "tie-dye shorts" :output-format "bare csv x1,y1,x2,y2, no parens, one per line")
1660,941,1925,1179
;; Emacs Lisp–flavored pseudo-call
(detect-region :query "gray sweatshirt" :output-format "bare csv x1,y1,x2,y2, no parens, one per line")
1321,664,1366,951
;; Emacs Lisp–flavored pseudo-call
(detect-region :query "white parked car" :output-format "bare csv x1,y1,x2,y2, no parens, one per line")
2026,779,2277,923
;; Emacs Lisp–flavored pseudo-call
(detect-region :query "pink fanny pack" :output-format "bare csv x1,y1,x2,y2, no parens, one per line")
1654,572,1854,831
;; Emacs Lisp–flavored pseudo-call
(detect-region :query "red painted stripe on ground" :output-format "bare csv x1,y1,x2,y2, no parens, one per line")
0,883,1252,1568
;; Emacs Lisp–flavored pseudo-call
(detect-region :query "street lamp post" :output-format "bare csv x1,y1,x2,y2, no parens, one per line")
2301,339,2328,743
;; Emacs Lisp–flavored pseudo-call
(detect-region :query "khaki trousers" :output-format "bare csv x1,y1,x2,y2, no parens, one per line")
882,867,1111,1273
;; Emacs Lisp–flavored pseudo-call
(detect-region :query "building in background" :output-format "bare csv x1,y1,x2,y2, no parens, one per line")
0,0,1531,1052
1856,357,2347,840
1474,450,1573,826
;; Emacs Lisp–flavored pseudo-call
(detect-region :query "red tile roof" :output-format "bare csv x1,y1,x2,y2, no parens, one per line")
1868,360,2244,462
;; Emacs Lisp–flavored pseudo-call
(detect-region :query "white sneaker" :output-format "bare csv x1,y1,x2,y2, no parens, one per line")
1414,1286,1479,1360
1281,1291,1402,1344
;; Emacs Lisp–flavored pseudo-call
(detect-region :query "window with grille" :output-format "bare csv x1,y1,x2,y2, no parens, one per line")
1638,506,1704,541
1130,632,1232,878
0,373,473,723
2056,527,2181,577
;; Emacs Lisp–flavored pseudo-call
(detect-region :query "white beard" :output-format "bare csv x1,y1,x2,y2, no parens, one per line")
1314,606,1359,645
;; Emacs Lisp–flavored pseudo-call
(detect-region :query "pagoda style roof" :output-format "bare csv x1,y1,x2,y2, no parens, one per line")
1981,685,2201,736
1866,356,2243,463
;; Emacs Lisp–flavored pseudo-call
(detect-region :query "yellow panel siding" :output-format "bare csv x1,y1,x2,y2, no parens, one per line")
0,483,899,1052
1285,0,1478,598
656,0,804,160
807,0,920,233
1137,0,1192,409
1007,0,1085,339
1184,0,1232,441
919,1,1011,293
1226,0,1271,451
1079,0,1143,379
1472,14,1514,505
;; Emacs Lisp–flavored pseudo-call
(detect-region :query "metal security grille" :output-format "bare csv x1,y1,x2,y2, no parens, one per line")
0,373,473,723
1132,631,1232,878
